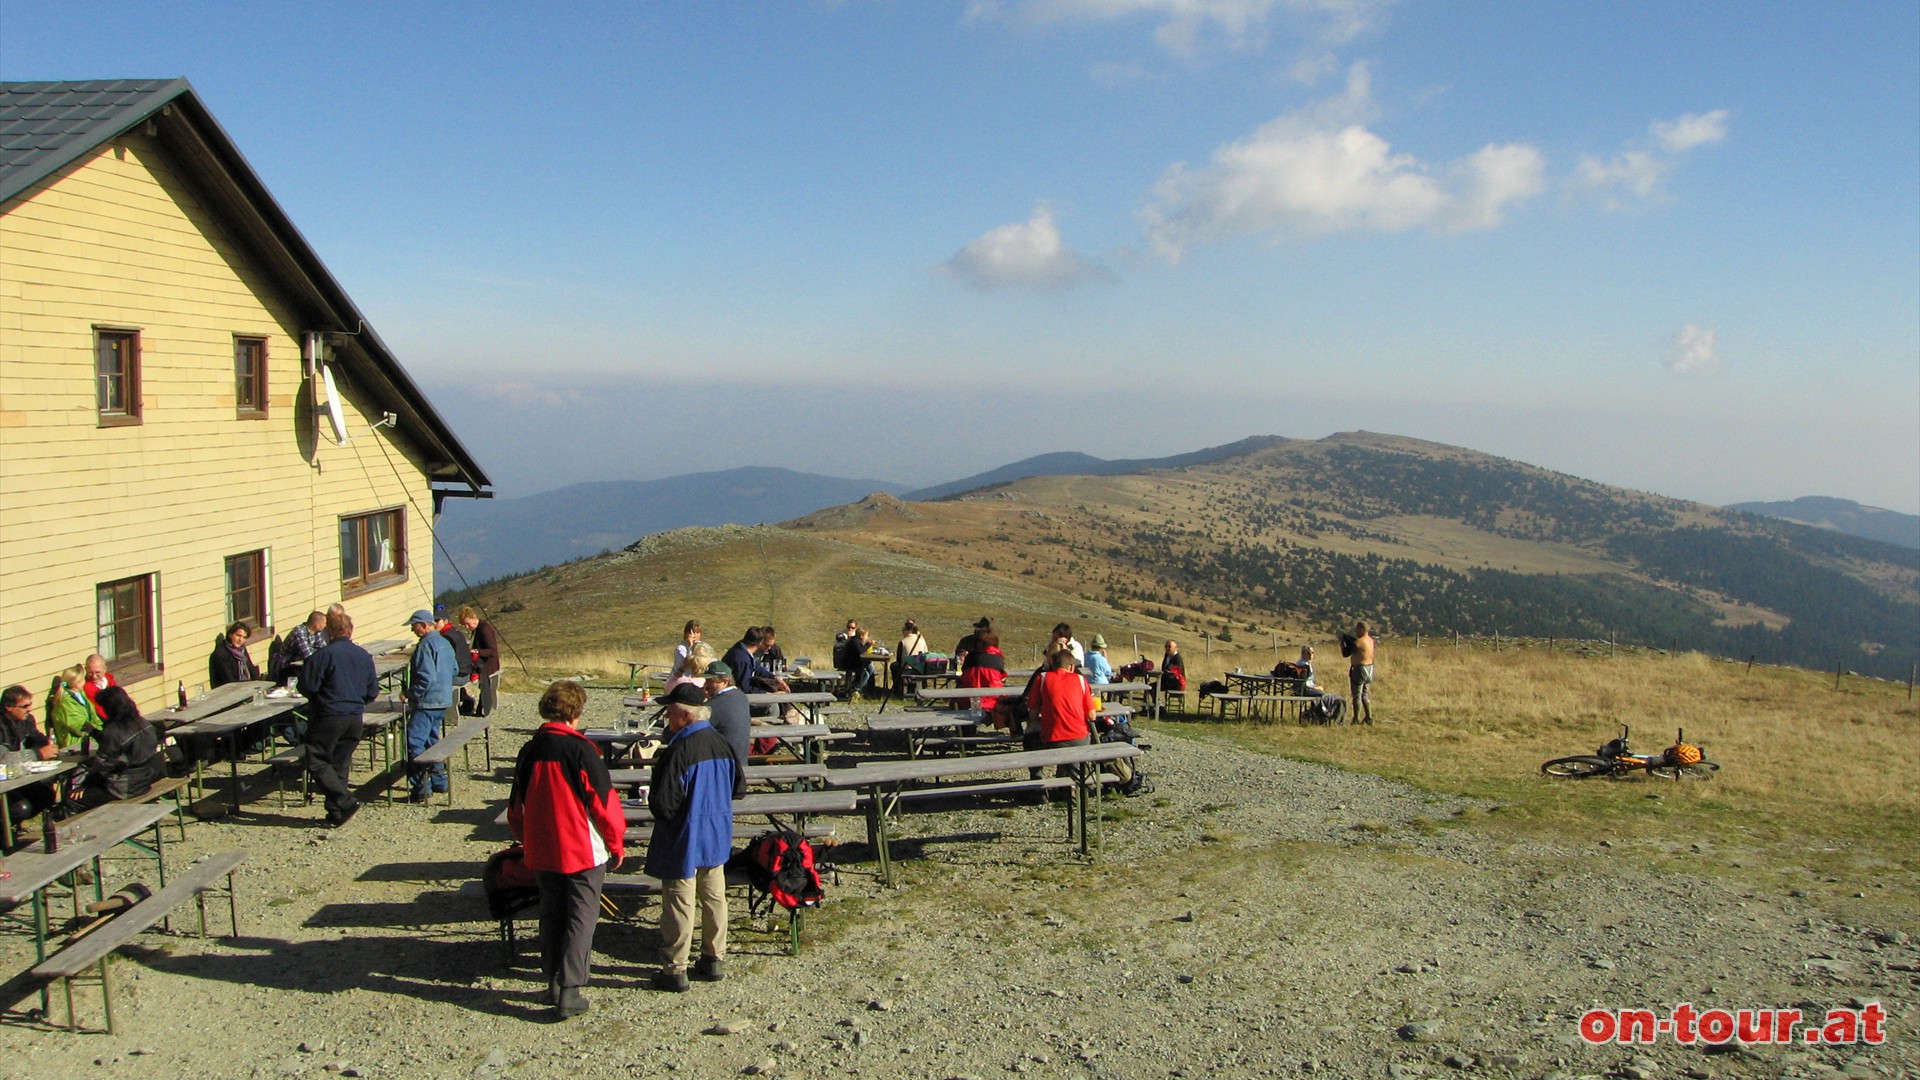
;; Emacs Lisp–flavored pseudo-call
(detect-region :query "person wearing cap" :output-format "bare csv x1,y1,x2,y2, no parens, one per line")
508,680,625,1019
404,608,457,802
955,617,993,673
646,690,744,992
1083,634,1114,685
697,662,751,777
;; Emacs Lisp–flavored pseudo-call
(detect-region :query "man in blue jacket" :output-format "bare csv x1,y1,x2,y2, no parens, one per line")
646,692,744,992
297,610,379,826
404,608,456,803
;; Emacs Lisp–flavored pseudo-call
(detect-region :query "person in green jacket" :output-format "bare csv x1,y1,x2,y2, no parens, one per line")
45,664,99,748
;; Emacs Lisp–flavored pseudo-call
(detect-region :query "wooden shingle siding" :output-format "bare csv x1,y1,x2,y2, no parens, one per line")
1,134,437,712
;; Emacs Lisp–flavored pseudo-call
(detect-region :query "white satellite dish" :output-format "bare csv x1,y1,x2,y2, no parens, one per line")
320,364,350,446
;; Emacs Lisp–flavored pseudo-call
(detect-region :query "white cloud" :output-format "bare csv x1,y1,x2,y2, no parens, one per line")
1652,109,1730,153
942,205,1106,291
1665,323,1724,378
1139,64,1544,261
968,0,1388,55
1573,110,1729,207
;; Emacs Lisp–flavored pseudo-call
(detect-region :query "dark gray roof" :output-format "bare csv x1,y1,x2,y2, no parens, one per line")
0,79,187,204
0,79,491,497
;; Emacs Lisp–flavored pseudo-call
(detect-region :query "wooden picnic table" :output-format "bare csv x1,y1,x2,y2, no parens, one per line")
824,742,1142,885
159,680,275,726
910,685,1028,707
0,801,173,1015
608,763,828,790
170,693,306,812
0,754,79,839
1205,691,1317,722
745,691,838,726
618,789,856,828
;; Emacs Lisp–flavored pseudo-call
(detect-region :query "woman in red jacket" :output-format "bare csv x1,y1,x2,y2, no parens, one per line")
508,680,626,1020
957,627,1007,714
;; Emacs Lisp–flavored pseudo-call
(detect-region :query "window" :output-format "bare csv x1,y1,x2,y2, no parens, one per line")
225,550,267,631
340,508,406,593
97,574,157,678
235,336,268,416
96,328,141,425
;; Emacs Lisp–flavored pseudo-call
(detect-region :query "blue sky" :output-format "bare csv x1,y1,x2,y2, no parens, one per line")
5,1,1917,511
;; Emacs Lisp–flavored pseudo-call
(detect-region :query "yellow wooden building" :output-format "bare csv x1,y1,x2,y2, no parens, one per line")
0,79,492,714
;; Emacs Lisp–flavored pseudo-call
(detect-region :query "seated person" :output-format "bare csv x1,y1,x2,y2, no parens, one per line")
2,684,59,836
1083,635,1115,685
667,642,716,694
1159,640,1187,695
57,685,166,818
209,622,260,687
958,628,1007,712
45,664,100,748
757,626,789,681
838,627,876,699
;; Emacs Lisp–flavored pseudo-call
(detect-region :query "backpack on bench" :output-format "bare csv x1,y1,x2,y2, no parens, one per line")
1097,718,1154,797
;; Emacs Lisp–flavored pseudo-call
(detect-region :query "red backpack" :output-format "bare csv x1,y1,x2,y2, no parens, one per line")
732,828,825,914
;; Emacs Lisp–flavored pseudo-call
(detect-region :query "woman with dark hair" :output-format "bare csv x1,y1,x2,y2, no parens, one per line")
59,685,165,816
209,622,260,687
957,627,1007,712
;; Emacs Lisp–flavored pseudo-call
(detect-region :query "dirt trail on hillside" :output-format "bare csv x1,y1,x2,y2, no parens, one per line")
3,694,1913,1080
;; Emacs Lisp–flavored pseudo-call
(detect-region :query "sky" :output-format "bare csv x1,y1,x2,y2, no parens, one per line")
5,1,1917,512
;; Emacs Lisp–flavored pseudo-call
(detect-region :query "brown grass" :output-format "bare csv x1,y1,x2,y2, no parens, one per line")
1160,641,1920,919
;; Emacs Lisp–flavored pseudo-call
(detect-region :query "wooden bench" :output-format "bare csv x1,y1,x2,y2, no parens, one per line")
1205,692,1318,722
410,715,492,806
30,850,247,1034
61,774,192,848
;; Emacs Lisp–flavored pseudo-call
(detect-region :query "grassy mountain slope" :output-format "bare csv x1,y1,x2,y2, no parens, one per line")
450,523,1195,673
787,432,1920,680
902,435,1286,501
1729,495,1920,550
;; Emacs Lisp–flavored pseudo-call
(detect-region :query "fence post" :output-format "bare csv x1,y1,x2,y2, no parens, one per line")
1834,660,1843,691
1909,662,1915,701
1746,655,1755,674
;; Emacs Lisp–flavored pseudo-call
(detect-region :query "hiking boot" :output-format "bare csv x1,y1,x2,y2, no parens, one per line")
651,968,690,993
407,787,431,804
544,976,562,1007
690,955,726,982
553,987,589,1019
331,798,361,828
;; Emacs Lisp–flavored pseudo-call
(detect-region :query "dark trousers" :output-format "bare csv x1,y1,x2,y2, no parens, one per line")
304,713,363,814
1025,733,1091,779
536,865,607,991
460,672,500,718
6,781,56,830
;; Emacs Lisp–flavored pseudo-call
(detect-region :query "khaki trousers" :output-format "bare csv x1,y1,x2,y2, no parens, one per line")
658,865,728,972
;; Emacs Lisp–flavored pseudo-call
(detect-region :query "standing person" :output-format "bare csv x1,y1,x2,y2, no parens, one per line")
1083,635,1114,686
1343,621,1376,724
45,665,99,748
296,610,378,827
57,686,165,817
80,654,117,721
437,608,475,708
459,606,502,717
646,692,744,992
509,680,625,1020
284,611,330,686
404,609,456,803
2,685,59,833
209,622,260,688
697,663,751,778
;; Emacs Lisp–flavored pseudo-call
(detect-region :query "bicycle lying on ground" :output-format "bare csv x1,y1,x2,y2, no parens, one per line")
1541,725,1721,780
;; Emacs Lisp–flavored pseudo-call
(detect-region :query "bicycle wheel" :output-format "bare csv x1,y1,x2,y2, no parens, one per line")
1541,755,1612,778
1648,759,1720,780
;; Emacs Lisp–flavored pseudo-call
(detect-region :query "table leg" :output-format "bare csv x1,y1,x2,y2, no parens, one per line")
1075,764,1091,857
227,732,243,813
33,890,50,1016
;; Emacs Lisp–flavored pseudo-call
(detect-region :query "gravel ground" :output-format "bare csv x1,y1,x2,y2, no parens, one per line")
2,691,1914,1080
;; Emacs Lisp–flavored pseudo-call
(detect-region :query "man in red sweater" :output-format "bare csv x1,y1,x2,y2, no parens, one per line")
1027,648,1096,780
508,680,626,1020
82,653,118,720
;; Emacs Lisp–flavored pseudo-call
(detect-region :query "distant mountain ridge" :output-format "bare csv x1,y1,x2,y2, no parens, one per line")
1728,496,1920,551
434,466,907,586
903,436,1287,501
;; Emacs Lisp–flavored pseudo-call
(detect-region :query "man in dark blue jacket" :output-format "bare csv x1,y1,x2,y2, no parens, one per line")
645,694,744,992
297,611,379,827
722,627,786,720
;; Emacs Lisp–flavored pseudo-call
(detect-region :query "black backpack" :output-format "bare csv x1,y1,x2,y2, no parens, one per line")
265,635,290,684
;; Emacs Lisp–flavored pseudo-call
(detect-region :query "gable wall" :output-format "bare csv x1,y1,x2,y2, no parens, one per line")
0,132,439,713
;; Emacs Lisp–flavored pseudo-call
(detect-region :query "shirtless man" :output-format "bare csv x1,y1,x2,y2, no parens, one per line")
1344,621,1375,724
